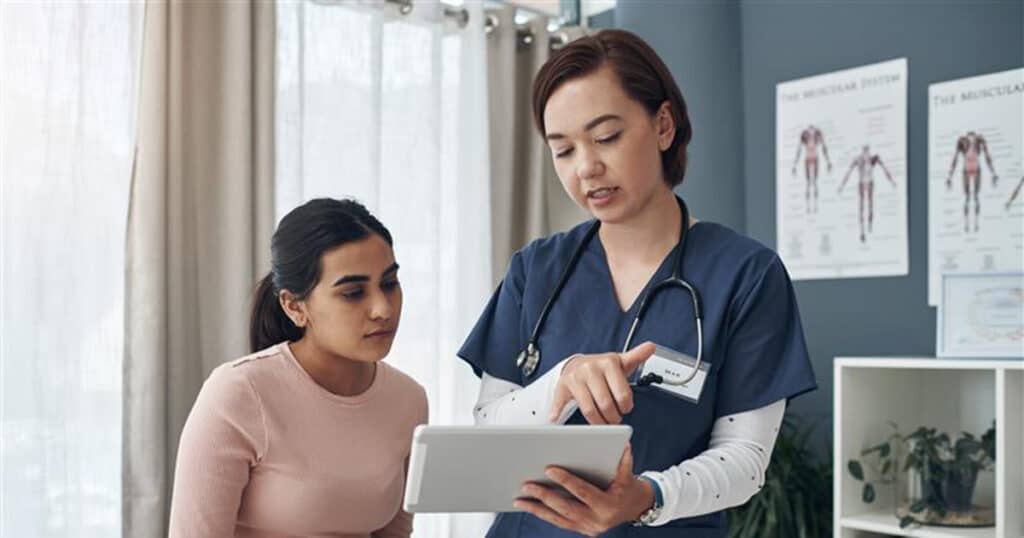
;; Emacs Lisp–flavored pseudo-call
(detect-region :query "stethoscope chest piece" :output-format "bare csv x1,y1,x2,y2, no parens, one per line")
516,342,540,377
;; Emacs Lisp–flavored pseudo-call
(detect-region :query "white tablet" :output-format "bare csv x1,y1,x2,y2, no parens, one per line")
403,424,632,513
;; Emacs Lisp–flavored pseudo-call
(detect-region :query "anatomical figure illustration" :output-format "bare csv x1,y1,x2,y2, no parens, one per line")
946,131,999,232
838,145,895,243
791,125,832,214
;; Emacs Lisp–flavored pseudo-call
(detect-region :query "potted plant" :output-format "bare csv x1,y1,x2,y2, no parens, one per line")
727,415,832,538
847,422,996,528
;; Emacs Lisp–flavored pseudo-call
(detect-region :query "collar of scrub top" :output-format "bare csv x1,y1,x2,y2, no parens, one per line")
515,195,705,385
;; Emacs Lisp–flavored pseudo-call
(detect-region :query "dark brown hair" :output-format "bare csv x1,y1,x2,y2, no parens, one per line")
250,198,393,352
531,29,693,187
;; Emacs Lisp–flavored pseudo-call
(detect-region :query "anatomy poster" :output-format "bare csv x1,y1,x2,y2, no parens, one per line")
928,68,1024,305
776,58,908,280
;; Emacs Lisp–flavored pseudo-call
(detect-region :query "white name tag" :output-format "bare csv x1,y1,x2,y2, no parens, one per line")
636,345,709,404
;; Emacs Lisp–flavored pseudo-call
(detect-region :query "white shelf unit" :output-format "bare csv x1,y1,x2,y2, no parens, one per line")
834,358,1023,538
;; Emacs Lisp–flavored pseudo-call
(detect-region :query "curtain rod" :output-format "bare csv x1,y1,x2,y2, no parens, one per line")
383,0,470,27
483,12,578,50
310,0,579,49
386,0,580,50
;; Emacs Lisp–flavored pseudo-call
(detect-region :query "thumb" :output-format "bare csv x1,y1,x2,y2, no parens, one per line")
620,342,656,375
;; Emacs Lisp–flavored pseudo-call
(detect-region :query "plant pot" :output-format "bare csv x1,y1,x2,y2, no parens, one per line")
898,466,994,527
940,466,978,512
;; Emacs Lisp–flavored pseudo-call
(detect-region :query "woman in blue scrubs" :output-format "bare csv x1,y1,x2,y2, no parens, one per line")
459,29,816,537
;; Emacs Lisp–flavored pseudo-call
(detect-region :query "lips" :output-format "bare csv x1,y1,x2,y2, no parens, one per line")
365,329,395,338
586,186,619,199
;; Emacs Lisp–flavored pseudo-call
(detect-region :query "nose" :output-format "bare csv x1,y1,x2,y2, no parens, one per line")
369,290,394,322
576,146,605,180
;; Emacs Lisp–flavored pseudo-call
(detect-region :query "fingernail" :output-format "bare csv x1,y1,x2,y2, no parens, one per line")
545,469,557,479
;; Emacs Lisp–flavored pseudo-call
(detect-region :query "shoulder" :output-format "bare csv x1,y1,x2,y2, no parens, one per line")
379,362,429,422
690,221,788,301
228,342,290,374
691,222,780,274
205,344,290,400
189,347,287,424
513,220,595,275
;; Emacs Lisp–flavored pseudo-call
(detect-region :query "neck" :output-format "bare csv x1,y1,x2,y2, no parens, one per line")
289,337,376,397
599,188,689,263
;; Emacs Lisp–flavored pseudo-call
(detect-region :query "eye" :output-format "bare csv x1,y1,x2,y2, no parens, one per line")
382,279,400,292
596,132,621,145
554,146,574,159
340,287,365,300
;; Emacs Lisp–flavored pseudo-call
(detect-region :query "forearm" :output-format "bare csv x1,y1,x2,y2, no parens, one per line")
640,399,785,524
473,358,578,425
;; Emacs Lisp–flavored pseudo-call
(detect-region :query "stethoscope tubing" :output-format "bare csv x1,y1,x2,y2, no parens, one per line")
518,197,704,386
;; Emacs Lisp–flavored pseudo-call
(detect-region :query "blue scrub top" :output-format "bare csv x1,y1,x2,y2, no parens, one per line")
458,213,817,538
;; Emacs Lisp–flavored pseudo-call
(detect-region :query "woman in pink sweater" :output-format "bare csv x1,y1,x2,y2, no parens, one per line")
170,198,428,538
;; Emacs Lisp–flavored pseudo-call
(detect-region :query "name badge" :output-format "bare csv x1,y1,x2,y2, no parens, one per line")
635,344,709,404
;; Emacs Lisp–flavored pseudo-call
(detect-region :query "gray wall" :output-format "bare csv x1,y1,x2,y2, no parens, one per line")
617,0,746,231
741,0,1023,440
617,0,1024,449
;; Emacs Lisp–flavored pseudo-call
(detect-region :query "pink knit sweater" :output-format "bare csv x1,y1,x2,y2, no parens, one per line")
169,343,428,537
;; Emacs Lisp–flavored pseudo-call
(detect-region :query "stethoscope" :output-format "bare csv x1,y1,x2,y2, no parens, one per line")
515,196,704,387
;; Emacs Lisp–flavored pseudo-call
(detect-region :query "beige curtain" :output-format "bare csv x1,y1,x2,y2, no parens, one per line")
485,7,587,284
122,2,275,536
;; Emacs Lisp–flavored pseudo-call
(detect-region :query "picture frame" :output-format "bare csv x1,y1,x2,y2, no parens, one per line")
937,272,1024,358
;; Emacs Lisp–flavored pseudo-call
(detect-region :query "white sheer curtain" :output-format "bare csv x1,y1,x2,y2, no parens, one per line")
275,1,493,536
0,3,142,537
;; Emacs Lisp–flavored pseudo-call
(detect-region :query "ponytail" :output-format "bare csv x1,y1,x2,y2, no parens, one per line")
251,198,393,353
249,271,302,352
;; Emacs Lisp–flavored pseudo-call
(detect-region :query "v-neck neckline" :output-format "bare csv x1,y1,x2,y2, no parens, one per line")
590,228,684,316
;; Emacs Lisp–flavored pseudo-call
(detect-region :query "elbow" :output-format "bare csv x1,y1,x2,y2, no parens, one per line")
723,469,765,511
737,473,764,507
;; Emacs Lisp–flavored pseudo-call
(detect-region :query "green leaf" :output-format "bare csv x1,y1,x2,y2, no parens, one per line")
899,515,916,528
848,460,864,481
879,443,890,458
909,499,927,513
862,483,875,503
881,460,892,475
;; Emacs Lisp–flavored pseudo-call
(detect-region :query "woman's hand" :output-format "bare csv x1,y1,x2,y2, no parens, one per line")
549,342,655,424
514,444,653,536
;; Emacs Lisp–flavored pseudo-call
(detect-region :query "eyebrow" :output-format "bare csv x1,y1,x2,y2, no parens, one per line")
545,114,623,141
331,262,400,287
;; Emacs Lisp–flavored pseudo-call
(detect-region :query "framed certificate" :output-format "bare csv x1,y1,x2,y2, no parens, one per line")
937,272,1024,358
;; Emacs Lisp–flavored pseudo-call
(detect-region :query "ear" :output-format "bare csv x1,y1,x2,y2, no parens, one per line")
279,289,308,328
655,101,676,152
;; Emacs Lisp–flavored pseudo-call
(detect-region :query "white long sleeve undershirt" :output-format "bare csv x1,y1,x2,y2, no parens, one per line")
473,358,784,525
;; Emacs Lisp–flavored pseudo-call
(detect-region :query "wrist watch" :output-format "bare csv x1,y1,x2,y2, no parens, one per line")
633,475,664,527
